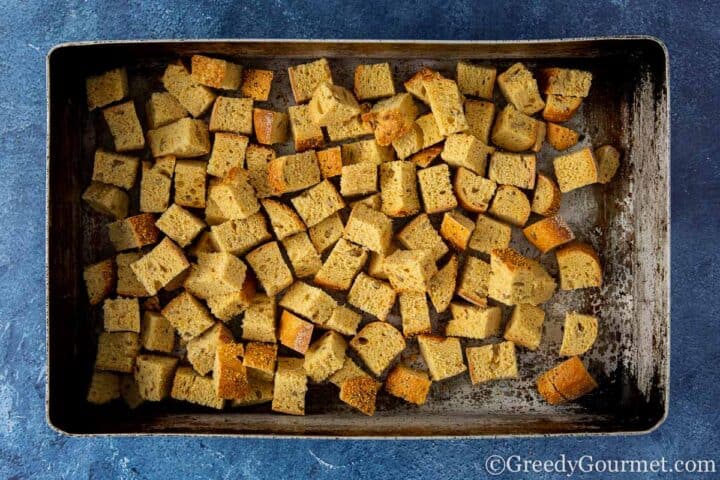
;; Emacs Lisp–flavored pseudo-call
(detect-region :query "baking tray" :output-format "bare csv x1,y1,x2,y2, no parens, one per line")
46,38,669,437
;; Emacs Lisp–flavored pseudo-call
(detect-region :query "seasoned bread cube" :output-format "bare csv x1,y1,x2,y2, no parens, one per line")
147,118,211,158
325,114,374,142
488,247,556,306
268,150,321,195
457,61,496,99
440,210,475,251
213,340,250,399
190,54,242,90
309,82,361,126
542,94,583,122
209,96,253,135
531,173,562,216
325,305,362,336
316,146,343,178
468,214,512,254
102,100,145,151
404,67,443,104
314,238,368,291
351,193,382,211
350,322,405,376
354,62,395,101
594,145,621,184
243,342,278,381
146,92,188,129
456,256,491,306
241,68,274,101
491,105,539,152
546,122,580,151
418,334,466,381
399,292,431,337
116,252,150,297
340,162,377,197
531,120,546,153
379,160,420,217
384,249,437,293
392,123,423,160
206,174,260,224
329,357,370,387
134,354,178,401
464,99,495,144
207,132,249,177
205,277,255,321
245,241,293,296
304,331,347,382
341,138,394,165
447,303,501,339
553,147,598,192
396,213,448,262
162,64,217,117
245,144,275,199
211,213,271,255
272,357,308,415
343,204,393,254
418,164,457,214
279,281,336,326
428,255,458,314
308,212,343,253
367,240,398,280
488,185,531,227
173,159,207,208
282,232,322,278
288,58,333,104
453,167,496,213
504,304,545,350
170,366,224,409
95,331,140,373
536,356,597,405
340,376,381,416
253,108,288,145
416,113,444,149
288,104,325,152
488,152,536,189
161,291,215,340
348,273,396,321
560,312,598,356
84,259,115,305
92,150,139,190
497,63,544,115
184,252,249,299
441,133,494,175
231,374,274,407
86,67,128,110
261,199,305,240
82,182,129,219
466,341,518,384
140,156,175,212
523,215,575,254
242,294,276,343
103,297,140,332
278,310,314,354
364,93,418,146
156,204,205,247
87,371,120,404
291,179,345,227
140,311,175,353
423,77,469,136
162,267,189,293
385,365,431,405
556,241,602,290
107,213,160,251
539,68,592,97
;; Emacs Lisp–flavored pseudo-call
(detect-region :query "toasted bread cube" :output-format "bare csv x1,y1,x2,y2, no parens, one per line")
466,341,518,384
206,277,256,322
348,273,396,321
283,232,322,278
173,159,206,208
491,105,539,152
170,366,224,409
440,210,475,251
278,310,314,354
350,322,405,376
497,63,545,115
245,144,275,199
379,160,420,217
340,162,378,198
146,92,187,129
553,147,598,192
206,173,260,224
187,325,232,382
397,213,448,262
261,199,305,240
468,214,512,254
539,68,592,97
384,249,437,293
279,281,336,326
543,94,583,122
242,294,276,343
86,67,128,110
594,145,621,184
340,376,381,416
246,241,293,296
537,356,597,405
453,167,496,214
155,204,205,247
102,100,145,152
418,164,458,214
351,193,382,211
268,150,321,195
82,182,129,219
523,215,575,254
213,340,250,399
488,152,536,190
325,305,362,336
253,108,288,145
148,118,211,158
190,55,242,90
315,146,343,179
464,99,495,144
184,252,249,299
309,82,361,126
366,240,397,281
488,247,556,306
418,335,466,381
428,255,458,314
308,212,343,253
424,77,469,136
441,133,494,175
341,138,394,165
140,311,175,353
504,304,545,350
546,122,580,151
107,213,160,251
84,259,115,306
288,58,333,104
304,331,347,382
116,252,149,297
415,113,444,148
326,114,374,142
95,331,140,373
292,179,345,227
329,357,371,387
489,185,531,227
364,93,418,146
288,104,325,152
211,213,271,255
92,150,139,190
209,96,253,135
447,303,501,339
87,371,120,404
534,119,546,153
385,365,431,405
134,354,178,401
272,357,307,415
531,173,562,216
457,61,496,99
162,64,217,117
314,238,368,291
161,291,215,340
230,374,274,407
140,156,175,213
344,204,393,254
241,68,274,101
404,67,443,104
560,312,598,356
103,297,140,332
243,342,278,381
399,292,431,337
456,256,491,306
207,132,249,178
556,241,602,290
354,63,395,101
391,124,423,160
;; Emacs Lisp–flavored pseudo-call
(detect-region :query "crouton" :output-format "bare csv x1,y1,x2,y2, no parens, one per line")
213,340,250,399
340,162,378,197
183,252,249,299
272,357,308,415
417,334,466,381
354,62,395,100
245,144,276,199
86,67,128,110
211,212,272,255
95,331,140,373
536,356,597,405
147,118,211,158
161,291,215,340
340,376,381,416
116,252,149,297
261,199,305,240
242,294,276,343
384,249,437,293
560,312,598,356
488,185,531,227
532,120,546,153
83,259,115,306
348,273,396,322
488,152,536,189
308,212,344,253
241,68,274,101
206,173,260,224
396,213,449,262
555,241,602,290
325,305,362,336
543,94,583,122
186,322,233,375
546,123,580,151
282,232,322,278
161,64,217,118
207,132,249,178
350,322,405,376
538,68,592,97
404,67,443,104
304,331,347,382
279,281,336,326
278,310,314,354
140,156,175,213
155,204,205,248
594,145,621,184
487,247,556,306
245,241,293,296
87,371,120,404
366,241,398,281
391,123,424,160
351,193,382,211
205,277,255,322
170,366,224,409
447,303,501,339
466,341,518,384
92,149,139,190
209,96,253,135
440,210,475,251
456,256,491,306
134,354,178,401
428,255,458,314
102,100,145,151
497,63,545,115
385,365,431,405
243,342,278,381
504,304,545,350
417,164,458,214
316,146,343,178
441,133,494,175
140,311,175,353
379,160,420,217
531,173,562,216
343,204,393,254
399,292,431,337
314,238,368,291
523,215,575,254
464,99,495,144
82,182,129,219
288,58,333,104
364,93,418,146
553,147,598,192
190,54,242,90
288,104,325,152
341,138,394,165
230,374,274,407
309,82,361,126
103,297,140,332
453,167,496,214
325,114,374,142
423,77,469,136
107,213,160,251
329,357,370,387
491,105,539,152
457,61,496,99
468,214,512,254
268,150,321,195
146,92,188,129
291,179,345,227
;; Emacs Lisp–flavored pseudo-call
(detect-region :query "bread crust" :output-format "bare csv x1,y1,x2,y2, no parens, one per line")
537,356,597,405
522,215,575,254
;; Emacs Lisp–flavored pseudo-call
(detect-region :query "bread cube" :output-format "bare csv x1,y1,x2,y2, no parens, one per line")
350,322,405,376
288,104,325,152
92,150,139,190
404,67,443,104
191,54,242,90
560,312,598,356
325,114,374,142
523,215,575,254
466,341,518,384
536,356,597,405
456,256,491,306
384,249,437,293
245,241,293,296
468,214,512,254
423,77,469,136
440,210,475,251
242,294,276,343
155,204,205,247
314,238,368,291
103,297,140,332
213,340,250,399
230,374,274,407
487,247,556,306
279,281,336,326
173,159,207,208
115,252,149,297
308,212,343,253
553,147,598,192
278,310,314,354
447,303,501,339
184,252,248,299
207,132,249,178
107,213,160,251
340,163,377,197
385,365,431,405
341,139,394,165
329,357,370,387
206,177,260,226
539,68,592,97
531,173,562,216
134,354,178,401
453,167,496,214
282,232,322,278
130,239,189,297
497,63,545,115
161,291,215,340
243,342,278,381
457,61,496,99
340,376,381,416
83,259,115,306
488,152,536,190
148,118,211,158
211,212,271,255
268,150,321,195
140,156,175,213
533,119,546,153
543,94,583,122
441,133,494,175
206,278,255,321
354,63,395,101
417,335,466,381
253,108,288,145
304,331,347,382
171,366,224,409
291,179,345,227
392,124,423,160
140,311,175,353
418,164,458,214
595,144,621,184
546,123,579,151
102,100,145,152
378,160,420,217
351,193,382,211
288,58,333,104
245,144,275,199
364,93,417,146
95,331,140,373
241,68,274,101
428,255,458,314
86,67,128,110
348,273,396,321
86,371,120,404
82,182,129,219
162,64,217,117
343,204,393,254
325,305,362,336
556,241,602,290
261,199,305,240
308,82,361,126
272,357,307,415
504,304,545,350
396,213,448,262
399,292,431,337
209,96,253,135
489,185,531,227
491,105,539,152
463,99,495,144
146,92,188,129
316,146,343,179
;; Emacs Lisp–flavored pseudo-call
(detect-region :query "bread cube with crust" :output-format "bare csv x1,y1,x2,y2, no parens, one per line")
141,311,175,353
291,179,345,227
87,371,120,404
140,156,175,213
272,357,308,415
418,334,466,381
107,213,160,251
523,215,575,254
282,232,322,278
134,354,178,401
308,212,344,253
468,214,512,254
457,61,496,99
170,366,224,409
553,147,598,192
538,68,592,97
278,310,314,354
309,82,361,126
396,213,448,262
210,96,253,135
279,281,337,326
595,145,621,184
161,291,215,340
350,322,405,376
161,64,217,118
354,62,395,101
103,297,140,332
487,247,556,306
146,92,188,129
343,204,393,254
156,204,205,247
543,94,583,122
253,108,288,145
211,212,272,255
340,162,377,198
385,365,431,405
417,164,458,214
384,249,437,293
423,77,469,136
504,304,545,350
288,58,333,104
441,133,494,175
82,182,129,219
399,292,431,337
102,100,145,152
241,68,274,101
560,312,598,356
447,303,501,339
536,356,597,405
86,67,128,110
213,340,250,399
339,376,381,416
489,185,531,227
207,133,249,178
556,241,602,290
491,105,539,152
391,123,423,160
453,167,496,213
403,67,443,104
348,273,396,322
466,341,519,384
174,159,207,208
288,104,325,152
316,146,343,178
531,173,562,217
191,54,242,90
84,259,115,306
428,255,458,314
364,93,418,146
92,150,139,190
245,241,293,296
379,160,420,217
148,118,211,158
440,210,475,251
268,150,321,195
304,331,347,382
456,256,491,306
546,122,580,151
497,63,545,115
464,99,495,144
314,238,368,291
243,342,278,381
242,294,276,343
95,331,140,373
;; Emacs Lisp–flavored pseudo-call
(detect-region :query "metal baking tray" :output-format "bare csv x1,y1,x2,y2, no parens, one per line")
46,38,669,437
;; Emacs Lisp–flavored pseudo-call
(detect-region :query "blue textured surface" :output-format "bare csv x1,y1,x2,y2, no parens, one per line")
1,0,719,478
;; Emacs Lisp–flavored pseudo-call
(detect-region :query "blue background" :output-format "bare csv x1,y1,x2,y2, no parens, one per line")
2,0,718,478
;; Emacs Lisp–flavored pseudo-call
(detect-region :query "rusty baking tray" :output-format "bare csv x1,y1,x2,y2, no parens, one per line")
46,38,669,437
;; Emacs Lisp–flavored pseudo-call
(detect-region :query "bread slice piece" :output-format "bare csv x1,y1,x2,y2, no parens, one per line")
261,199,306,240
162,64,217,118
553,147,598,192
523,215,575,254
156,204,205,248
384,249,437,293
102,100,145,152
348,273,396,321
325,304,362,336
531,173,562,216
314,238,368,291
170,366,224,409
399,292,431,337
206,168,260,223
253,108,288,145
107,213,160,251
491,105,539,152
457,61,496,99
594,145,621,184
466,341,518,384
441,133,494,175
428,255,458,314
147,118,211,159
417,334,466,381
350,322,405,376
103,297,140,332
555,242,602,290
130,237,190,296
316,146,343,178
279,281,337,326
146,92,188,130
468,214,512,254
385,365,431,405
536,356,597,405
404,67,443,103
209,96,253,135
87,371,120,405
538,68,592,97
134,354,179,401
92,149,140,189
282,232,322,278
268,150,321,195
243,342,278,381
140,156,175,213
391,123,423,160
447,303,501,339
497,63,544,115
488,152,536,190
546,123,580,151
174,159,207,208
543,94,583,122
245,241,293,296
340,376,381,416
503,304,545,350
456,256,491,306
84,259,115,306
190,54,242,90
364,93,418,146
271,357,308,415
95,331,140,373
309,82,360,126
417,164,458,214
245,144,275,199
343,204,393,254
161,291,215,340
354,62,395,101
396,213,449,262
186,322,233,375
423,77,469,136
288,58,333,104
308,212,343,253
242,294,276,343
488,185,531,227
464,99,495,144
340,162,378,198
210,212,272,255
86,67,128,110
453,167,497,214
82,182,129,219
230,373,274,407
379,160,420,217
488,247,556,306
291,179,345,227
440,210,475,251
304,331,347,382
278,310,314,354
560,312,598,356
288,104,325,152
213,340,250,399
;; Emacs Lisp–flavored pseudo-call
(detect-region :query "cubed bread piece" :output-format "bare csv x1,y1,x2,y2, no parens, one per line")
343,204,393,254
291,179,345,227
466,341,518,384
140,156,175,213
170,366,224,409
207,132,249,178
464,99,495,144
116,252,149,297
560,312,599,356
102,100,145,152
532,120,546,153
404,67,443,104
468,214,512,254
417,164,457,214
384,249,437,293
504,304,545,350
261,199,305,240
279,310,314,354
211,212,272,255
340,162,378,197
537,356,597,405
162,268,189,293
453,167,496,214
399,292,431,337
348,273,396,321
308,82,361,126
190,54,242,90
456,256,491,306
162,64,217,117
288,104,325,152
103,297,140,332
489,185,531,227
488,152,536,189
385,365,431,405
594,145,621,184
538,68,592,97
155,204,205,247
396,213,448,262
379,160,420,217
556,241,602,290
82,182,129,219
146,92,188,129
329,357,371,387
447,303,501,339
392,123,423,160
523,215,575,254
86,67,128,110
107,213,160,251
241,68,274,101
340,376,381,416
488,247,556,306
190,233,219,261
245,144,275,199
326,114,374,142
354,62,395,101
95,331,140,373
206,277,255,321
441,133,494,175
314,238,368,291
364,93,418,146
134,354,178,401
531,173,562,216
253,108,288,145
243,342,278,381
325,305,362,336
268,150,321,195
184,252,249,299
440,210,475,251
209,96,253,135
130,238,189,295
553,147,598,192
245,241,293,296
174,159,207,208
92,149,139,189
497,63,545,115
341,139,394,165
416,113,444,148
206,175,260,224
282,232,322,278
288,58,333,104
304,331,347,382
417,334,466,381
87,371,120,404
491,105,539,152
185,325,231,374
457,61,496,99
213,340,250,399
242,294,276,343
546,122,580,151
140,311,175,353
308,212,343,253
148,118,211,158
272,357,308,415
316,146,343,179
231,374,274,407
543,94,583,122
84,259,115,305
119,376,144,409
279,281,337,326
423,77,469,136
351,193,383,210
428,255,458,314
161,291,215,340
367,241,398,280
350,322,405,376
